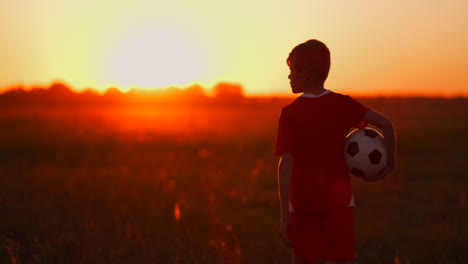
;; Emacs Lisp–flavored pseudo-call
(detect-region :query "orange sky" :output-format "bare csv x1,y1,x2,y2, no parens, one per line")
0,0,467,97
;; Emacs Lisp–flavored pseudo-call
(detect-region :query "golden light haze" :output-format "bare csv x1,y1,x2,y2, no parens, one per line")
0,0,467,97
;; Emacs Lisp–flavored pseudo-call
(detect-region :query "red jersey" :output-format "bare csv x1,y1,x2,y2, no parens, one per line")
275,91,369,212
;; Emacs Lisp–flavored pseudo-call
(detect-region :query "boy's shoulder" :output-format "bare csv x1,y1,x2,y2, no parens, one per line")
283,91,351,110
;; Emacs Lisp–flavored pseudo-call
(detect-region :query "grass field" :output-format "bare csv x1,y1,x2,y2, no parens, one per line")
1,96,467,263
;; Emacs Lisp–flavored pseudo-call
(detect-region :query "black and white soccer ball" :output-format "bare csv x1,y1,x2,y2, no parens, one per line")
344,128,388,179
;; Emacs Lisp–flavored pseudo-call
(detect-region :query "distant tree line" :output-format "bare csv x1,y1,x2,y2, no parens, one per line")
0,82,247,107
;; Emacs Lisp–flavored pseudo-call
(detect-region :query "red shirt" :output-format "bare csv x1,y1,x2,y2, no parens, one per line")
275,91,369,212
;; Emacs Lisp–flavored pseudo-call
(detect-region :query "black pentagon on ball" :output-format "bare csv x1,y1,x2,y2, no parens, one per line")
346,142,359,157
364,129,379,138
350,168,365,177
369,149,382,164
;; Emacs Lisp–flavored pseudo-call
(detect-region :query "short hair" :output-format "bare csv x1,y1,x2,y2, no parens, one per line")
286,39,331,83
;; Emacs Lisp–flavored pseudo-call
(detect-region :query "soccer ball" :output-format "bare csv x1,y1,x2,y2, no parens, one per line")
344,128,388,179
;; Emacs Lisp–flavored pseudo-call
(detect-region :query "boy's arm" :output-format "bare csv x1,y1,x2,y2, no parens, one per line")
363,110,396,180
278,153,293,247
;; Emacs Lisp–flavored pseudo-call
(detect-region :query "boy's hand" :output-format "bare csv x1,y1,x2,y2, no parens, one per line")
364,161,395,181
279,218,292,247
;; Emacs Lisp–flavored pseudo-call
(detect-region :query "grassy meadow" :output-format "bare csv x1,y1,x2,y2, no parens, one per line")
0,96,467,263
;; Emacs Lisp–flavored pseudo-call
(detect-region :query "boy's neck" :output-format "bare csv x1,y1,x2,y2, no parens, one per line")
302,83,326,95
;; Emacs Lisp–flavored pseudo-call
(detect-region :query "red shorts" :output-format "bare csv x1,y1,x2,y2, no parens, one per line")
290,207,354,263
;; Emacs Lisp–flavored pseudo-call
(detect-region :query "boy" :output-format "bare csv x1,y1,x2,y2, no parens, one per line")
275,39,396,264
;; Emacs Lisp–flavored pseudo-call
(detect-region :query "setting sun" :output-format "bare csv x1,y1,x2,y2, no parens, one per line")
103,23,209,90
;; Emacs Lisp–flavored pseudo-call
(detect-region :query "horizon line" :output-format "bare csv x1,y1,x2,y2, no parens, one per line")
1,81,466,99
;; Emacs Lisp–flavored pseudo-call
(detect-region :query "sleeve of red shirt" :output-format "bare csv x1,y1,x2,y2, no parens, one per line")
274,108,293,156
346,95,370,128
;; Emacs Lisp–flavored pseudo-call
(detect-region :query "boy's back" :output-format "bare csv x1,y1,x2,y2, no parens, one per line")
275,91,368,212
276,39,396,264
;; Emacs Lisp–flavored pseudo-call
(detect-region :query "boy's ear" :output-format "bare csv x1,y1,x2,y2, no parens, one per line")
299,69,310,81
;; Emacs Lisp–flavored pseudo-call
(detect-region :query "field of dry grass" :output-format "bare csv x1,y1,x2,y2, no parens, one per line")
1,96,467,263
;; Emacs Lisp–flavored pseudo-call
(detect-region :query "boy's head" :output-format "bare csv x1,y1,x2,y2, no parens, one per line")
287,39,330,93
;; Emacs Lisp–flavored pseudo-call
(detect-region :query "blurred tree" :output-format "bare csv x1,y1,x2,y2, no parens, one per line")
212,82,244,100
183,84,207,99
47,82,73,96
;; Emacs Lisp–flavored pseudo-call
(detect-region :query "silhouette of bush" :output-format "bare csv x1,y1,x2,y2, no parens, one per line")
47,82,73,96
212,82,244,100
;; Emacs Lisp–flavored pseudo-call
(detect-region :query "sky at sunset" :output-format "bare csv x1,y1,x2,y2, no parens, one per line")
1,0,467,96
